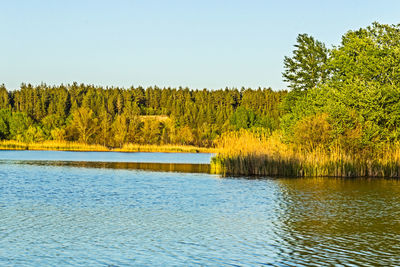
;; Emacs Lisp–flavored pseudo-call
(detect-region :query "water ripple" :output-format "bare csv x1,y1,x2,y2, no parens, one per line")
1,162,400,265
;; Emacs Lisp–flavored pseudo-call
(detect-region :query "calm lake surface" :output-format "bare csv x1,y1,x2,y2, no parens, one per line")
1,151,400,266
0,150,213,164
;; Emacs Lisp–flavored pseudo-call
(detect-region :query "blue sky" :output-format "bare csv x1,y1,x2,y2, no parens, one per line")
1,0,400,90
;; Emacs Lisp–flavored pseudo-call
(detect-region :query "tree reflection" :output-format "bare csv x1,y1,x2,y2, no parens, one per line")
274,177,400,265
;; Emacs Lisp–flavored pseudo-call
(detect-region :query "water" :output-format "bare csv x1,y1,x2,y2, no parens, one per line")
0,150,213,164
1,151,400,265
0,150,213,174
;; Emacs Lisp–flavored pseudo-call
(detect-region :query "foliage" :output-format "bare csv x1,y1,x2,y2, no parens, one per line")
283,34,329,92
69,107,99,143
9,112,32,141
229,106,256,130
0,109,11,139
328,22,400,86
292,113,332,150
282,22,400,153
0,84,285,148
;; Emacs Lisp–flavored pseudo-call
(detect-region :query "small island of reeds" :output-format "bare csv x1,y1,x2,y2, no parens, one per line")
211,130,400,177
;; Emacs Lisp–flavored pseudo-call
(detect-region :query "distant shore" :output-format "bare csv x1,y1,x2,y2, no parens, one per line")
0,140,217,154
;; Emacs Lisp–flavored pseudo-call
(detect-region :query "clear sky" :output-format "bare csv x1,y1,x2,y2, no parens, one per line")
1,0,400,90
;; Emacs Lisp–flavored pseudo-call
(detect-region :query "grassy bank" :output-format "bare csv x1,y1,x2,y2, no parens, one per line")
211,130,400,178
115,143,217,153
0,140,217,153
0,140,109,151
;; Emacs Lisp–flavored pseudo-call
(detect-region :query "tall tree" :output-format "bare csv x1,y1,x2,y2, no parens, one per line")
70,107,98,143
283,34,329,92
112,114,128,147
0,85,10,109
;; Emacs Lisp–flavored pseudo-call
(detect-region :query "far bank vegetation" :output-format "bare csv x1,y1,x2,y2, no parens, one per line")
0,83,284,152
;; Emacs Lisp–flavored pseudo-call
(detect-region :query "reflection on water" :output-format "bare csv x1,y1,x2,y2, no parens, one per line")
3,160,211,173
1,156,400,265
275,178,400,265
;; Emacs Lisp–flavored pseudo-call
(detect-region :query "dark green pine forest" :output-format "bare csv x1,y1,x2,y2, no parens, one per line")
0,84,286,147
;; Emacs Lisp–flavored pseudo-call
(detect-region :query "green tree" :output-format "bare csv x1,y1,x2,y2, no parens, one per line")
97,111,112,146
140,120,162,144
176,126,194,145
0,85,10,109
112,114,128,147
281,23,400,149
283,34,329,92
127,115,142,144
70,107,98,143
41,114,64,139
24,126,45,143
0,109,11,139
230,106,256,130
292,113,332,150
9,112,32,140
50,128,66,141
328,22,400,86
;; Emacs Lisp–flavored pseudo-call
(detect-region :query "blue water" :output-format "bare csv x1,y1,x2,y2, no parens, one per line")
1,151,400,266
0,150,213,164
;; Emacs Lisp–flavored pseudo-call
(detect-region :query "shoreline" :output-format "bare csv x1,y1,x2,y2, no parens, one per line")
0,140,218,154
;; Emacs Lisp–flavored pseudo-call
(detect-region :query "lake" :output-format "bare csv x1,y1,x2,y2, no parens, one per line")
1,151,400,265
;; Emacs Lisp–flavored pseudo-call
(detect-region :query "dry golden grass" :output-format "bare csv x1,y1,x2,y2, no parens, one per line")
0,140,216,154
212,129,400,177
0,140,109,151
116,143,218,153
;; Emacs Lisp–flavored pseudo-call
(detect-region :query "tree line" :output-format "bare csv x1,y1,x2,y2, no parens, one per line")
0,84,286,147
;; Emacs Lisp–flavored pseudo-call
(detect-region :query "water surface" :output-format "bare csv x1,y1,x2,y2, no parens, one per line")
0,152,400,266
0,150,213,164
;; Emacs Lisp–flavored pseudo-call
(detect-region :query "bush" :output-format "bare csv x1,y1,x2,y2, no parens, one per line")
292,113,332,150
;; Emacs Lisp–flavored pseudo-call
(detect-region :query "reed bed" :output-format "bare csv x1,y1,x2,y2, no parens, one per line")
0,140,216,153
0,140,109,151
211,130,400,177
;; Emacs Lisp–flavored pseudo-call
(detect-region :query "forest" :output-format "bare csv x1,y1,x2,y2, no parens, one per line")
0,83,285,148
